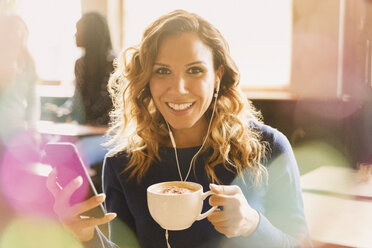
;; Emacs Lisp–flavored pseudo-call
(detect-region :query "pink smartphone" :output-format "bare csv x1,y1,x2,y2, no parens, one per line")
44,142,106,218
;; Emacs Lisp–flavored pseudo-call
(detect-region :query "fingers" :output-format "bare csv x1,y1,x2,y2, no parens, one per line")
43,103,58,112
208,208,240,224
47,169,91,218
208,209,227,224
46,168,115,242
79,213,117,228
46,167,84,202
213,225,235,238
207,184,259,238
209,184,243,209
208,210,238,238
209,194,240,207
62,176,83,201
70,194,106,217
64,212,117,242
209,184,241,195
46,168,61,196
52,176,84,214
46,168,83,200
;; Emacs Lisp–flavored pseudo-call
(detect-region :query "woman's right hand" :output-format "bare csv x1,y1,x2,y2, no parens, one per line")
46,168,117,242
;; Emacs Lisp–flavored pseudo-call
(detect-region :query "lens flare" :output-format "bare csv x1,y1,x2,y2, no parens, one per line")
0,215,82,248
293,140,349,175
0,130,55,216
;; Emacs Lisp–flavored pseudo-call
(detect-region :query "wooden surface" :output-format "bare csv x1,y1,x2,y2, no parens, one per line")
301,165,372,198
303,192,372,248
301,166,372,248
36,120,108,137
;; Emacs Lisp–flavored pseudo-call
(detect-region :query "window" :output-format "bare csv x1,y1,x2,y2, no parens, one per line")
123,0,292,90
18,0,81,85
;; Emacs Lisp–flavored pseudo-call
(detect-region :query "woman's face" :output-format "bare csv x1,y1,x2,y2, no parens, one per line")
149,32,222,131
75,21,83,47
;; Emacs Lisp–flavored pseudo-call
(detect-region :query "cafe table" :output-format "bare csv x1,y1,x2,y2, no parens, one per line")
36,119,109,173
300,165,372,248
36,120,108,137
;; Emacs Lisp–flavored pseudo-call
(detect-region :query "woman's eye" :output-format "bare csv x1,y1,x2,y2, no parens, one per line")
155,68,171,75
187,67,203,74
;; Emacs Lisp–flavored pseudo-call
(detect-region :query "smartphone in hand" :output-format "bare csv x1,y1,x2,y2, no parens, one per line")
44,142,106,218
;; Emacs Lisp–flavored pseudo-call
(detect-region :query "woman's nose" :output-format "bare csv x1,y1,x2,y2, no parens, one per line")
172,74,188,94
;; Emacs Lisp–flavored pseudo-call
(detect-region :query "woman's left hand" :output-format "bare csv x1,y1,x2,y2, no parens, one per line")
207,184,259,238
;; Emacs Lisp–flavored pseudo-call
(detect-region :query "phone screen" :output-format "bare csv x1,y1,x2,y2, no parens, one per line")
44,142,106,218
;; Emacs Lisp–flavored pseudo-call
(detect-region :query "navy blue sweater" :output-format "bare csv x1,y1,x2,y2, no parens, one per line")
84,122,310,248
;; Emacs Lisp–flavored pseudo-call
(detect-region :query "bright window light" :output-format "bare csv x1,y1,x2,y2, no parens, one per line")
123,0,292,90
18,0,82,84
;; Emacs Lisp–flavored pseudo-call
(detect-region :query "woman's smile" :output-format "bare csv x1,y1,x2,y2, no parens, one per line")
167,102,194,111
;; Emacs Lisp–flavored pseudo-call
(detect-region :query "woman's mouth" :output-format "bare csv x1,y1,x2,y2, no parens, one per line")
167,102,194,111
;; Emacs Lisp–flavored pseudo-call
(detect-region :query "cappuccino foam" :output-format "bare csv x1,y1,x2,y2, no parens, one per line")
160,185,195,195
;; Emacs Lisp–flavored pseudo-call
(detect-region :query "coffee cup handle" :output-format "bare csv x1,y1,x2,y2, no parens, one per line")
196,191,217,221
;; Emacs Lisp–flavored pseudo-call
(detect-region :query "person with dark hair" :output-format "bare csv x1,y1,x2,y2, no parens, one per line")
46,12,116,168
48,12,115,126
71,12,115,126
47,10,311,248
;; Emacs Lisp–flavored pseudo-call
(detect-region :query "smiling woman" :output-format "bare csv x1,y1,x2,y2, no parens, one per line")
46,9,311,248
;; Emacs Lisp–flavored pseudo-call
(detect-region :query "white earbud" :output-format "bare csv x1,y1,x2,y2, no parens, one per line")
214,80,220,98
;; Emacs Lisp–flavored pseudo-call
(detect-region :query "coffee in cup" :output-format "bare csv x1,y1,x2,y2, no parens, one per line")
147,181,216,231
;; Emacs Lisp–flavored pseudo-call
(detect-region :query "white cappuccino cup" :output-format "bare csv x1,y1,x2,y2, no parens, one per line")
147,181,217,230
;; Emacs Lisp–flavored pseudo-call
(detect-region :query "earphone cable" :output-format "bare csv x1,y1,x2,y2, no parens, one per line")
167,88,219,182
184,91,218,181
95,225,106,248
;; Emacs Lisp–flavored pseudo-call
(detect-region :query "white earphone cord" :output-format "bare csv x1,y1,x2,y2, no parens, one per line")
95,225,106,248
164,89,218,248
166,87,219,182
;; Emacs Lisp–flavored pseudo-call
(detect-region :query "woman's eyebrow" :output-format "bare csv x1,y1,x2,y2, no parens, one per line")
185,61,206,67
153,62,169,67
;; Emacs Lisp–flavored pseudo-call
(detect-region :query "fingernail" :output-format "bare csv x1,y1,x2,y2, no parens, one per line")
96,193,106,202
107,212,117,219
75,176,83,185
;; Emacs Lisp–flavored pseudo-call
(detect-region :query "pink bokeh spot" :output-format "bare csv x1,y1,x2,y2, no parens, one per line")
0,130,55,217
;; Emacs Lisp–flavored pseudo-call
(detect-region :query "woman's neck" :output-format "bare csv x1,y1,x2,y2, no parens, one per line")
171,118,207,148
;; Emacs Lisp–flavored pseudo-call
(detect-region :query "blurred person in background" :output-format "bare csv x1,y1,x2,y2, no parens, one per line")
0,12,40,236
45,12,116,184
0,14,39,151
46,12,115,127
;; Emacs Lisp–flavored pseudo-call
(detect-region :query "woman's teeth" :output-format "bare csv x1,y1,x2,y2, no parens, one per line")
167,102,193,110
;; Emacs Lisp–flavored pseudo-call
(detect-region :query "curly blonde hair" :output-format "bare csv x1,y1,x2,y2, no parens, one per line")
107,9,267,185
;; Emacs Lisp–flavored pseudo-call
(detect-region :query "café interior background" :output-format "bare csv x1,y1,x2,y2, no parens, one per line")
0,0,371,247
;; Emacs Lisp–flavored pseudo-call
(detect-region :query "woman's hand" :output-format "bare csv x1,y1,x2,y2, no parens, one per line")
46,168,116,242
207,184,259,238
43,103,71,117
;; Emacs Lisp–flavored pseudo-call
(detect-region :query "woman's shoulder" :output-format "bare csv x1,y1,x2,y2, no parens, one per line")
104,150,130,170
250,120,292,158
250,120,285,142
75,57,85,67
